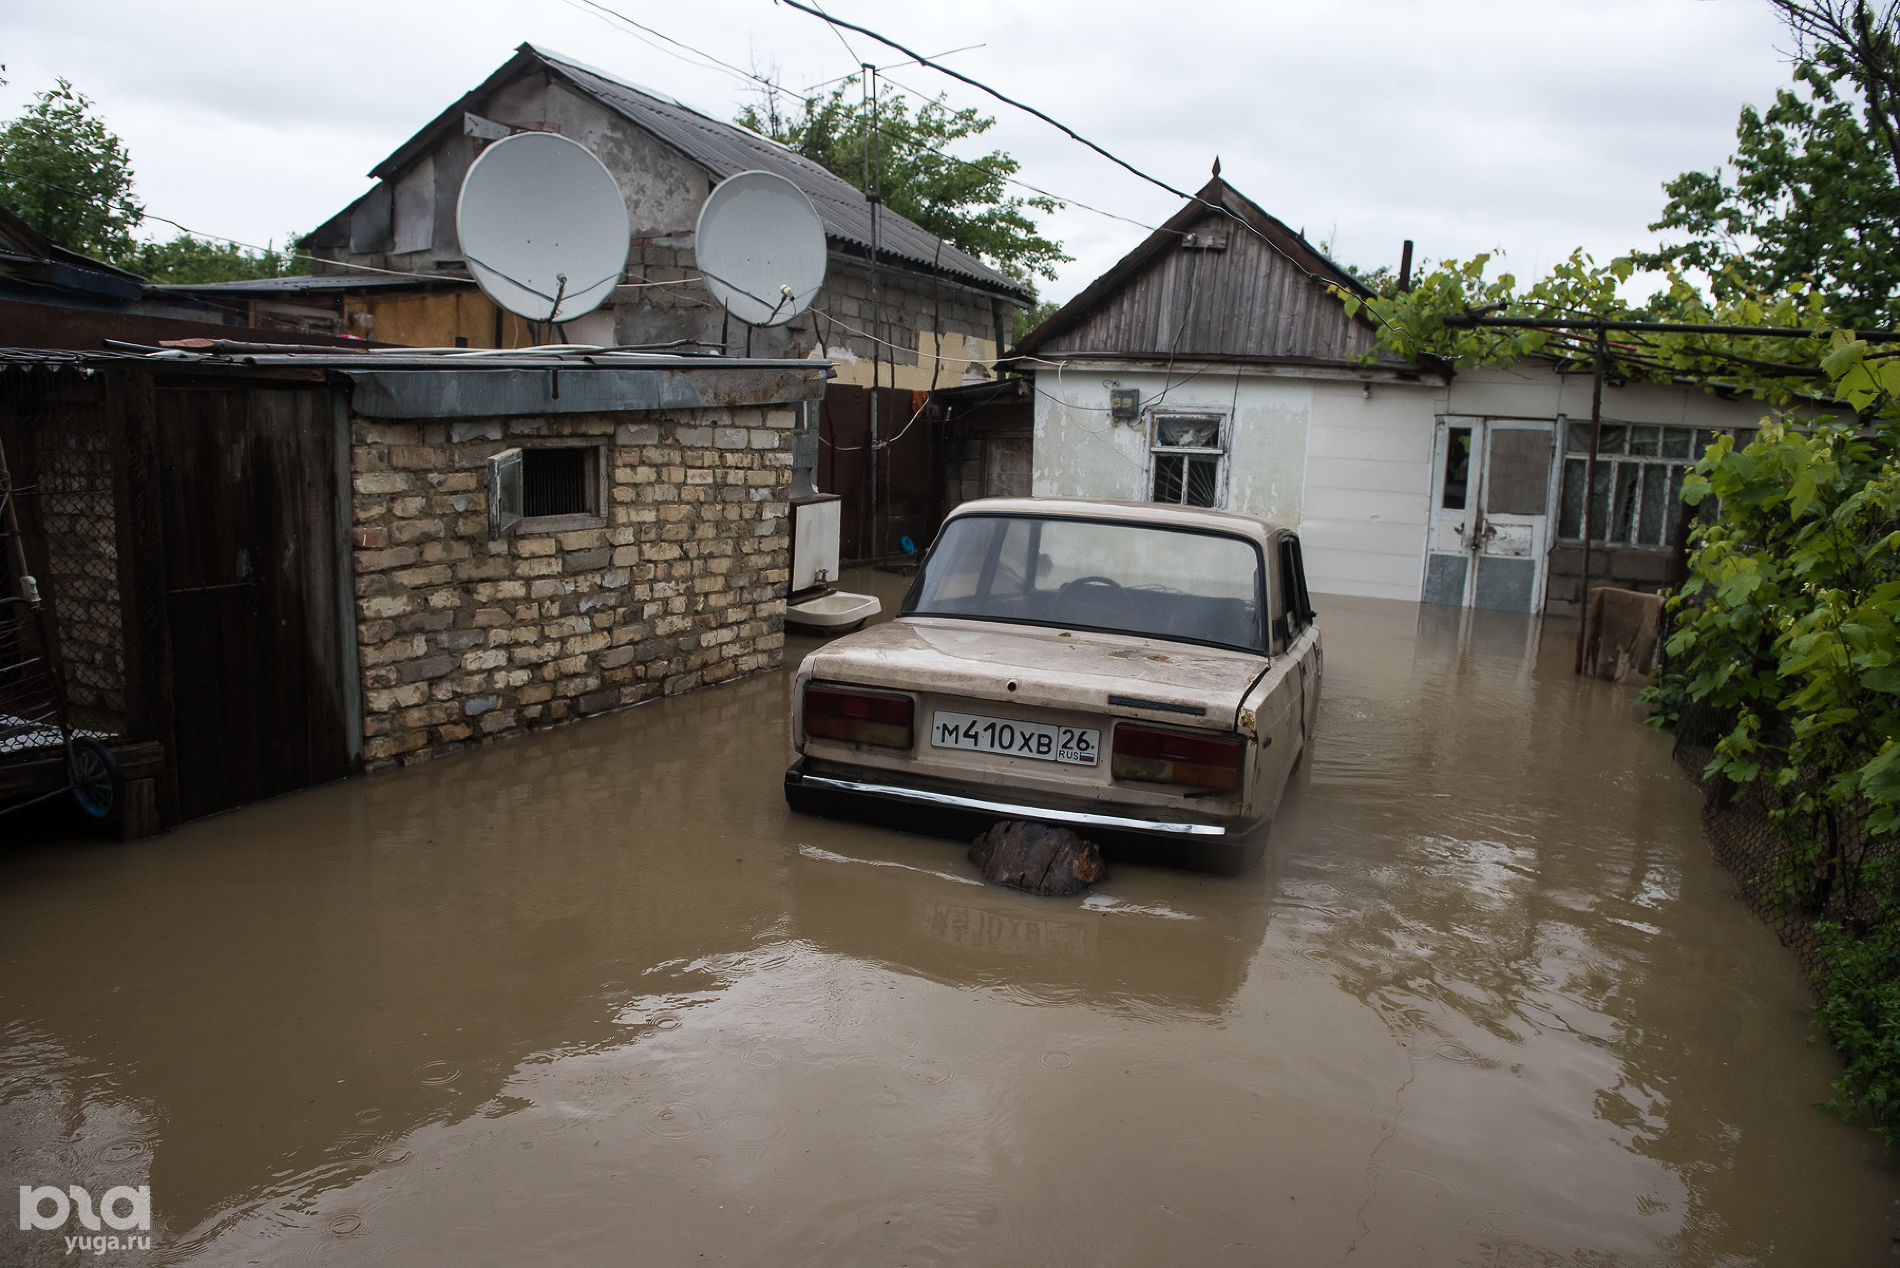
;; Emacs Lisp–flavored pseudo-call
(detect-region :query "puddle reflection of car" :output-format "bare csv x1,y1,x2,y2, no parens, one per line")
784,498,1322,874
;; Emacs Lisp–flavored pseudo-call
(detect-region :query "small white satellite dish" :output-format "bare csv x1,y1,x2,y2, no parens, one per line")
696,171,827,327
456,132,629,324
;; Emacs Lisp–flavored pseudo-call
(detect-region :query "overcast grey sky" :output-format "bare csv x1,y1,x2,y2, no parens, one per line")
1,0,1795,304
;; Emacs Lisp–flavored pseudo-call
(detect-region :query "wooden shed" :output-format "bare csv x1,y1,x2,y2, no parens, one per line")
0,346,825,832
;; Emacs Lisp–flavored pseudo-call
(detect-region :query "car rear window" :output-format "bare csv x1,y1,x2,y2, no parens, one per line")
906,515,1264,650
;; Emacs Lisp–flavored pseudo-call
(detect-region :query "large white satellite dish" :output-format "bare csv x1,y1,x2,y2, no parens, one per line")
696,171,827,327
456,132,629,324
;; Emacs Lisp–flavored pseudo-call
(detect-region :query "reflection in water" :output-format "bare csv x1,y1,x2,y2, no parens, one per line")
0,580,1894,1266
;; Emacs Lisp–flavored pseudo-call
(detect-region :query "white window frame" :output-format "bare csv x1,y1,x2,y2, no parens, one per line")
1148,411,1228,509
1557,422,1745,551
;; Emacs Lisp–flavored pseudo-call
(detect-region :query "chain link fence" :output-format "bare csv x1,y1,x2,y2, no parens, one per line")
1674,697,1889,979
0,366,127,742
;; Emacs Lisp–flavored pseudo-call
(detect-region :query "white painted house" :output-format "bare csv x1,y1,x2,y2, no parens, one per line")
1011,174,1768,615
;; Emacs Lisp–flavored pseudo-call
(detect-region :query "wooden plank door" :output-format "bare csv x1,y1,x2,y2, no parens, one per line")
155,384,349,819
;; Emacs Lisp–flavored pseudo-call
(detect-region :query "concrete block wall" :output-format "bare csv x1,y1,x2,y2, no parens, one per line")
1544,545,1679,619
349,406,794,767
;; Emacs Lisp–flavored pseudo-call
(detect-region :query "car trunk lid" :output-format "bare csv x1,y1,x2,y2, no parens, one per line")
800,617,1268,730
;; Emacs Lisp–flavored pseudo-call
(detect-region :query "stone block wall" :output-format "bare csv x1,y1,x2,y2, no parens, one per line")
350,406,794,767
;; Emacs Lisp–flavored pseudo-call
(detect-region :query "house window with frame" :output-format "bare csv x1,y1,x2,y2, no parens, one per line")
488,444,605,538
1150,413,1225,508
1556,422,1741,550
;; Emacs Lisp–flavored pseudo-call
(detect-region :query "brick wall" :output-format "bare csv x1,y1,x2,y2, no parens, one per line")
350,406,794,767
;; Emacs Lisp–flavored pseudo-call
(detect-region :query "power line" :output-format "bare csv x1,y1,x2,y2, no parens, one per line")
0,167,703,297
566,0,780,91
566,0,1170,250
802,43,986,94
776,0,1407,341
804,0,869,70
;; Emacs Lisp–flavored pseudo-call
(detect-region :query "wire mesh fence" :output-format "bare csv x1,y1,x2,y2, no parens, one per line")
0,367,127,748
1674,697,1891,980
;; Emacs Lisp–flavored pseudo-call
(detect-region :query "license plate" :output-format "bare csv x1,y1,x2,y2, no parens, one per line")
930,711,1099,766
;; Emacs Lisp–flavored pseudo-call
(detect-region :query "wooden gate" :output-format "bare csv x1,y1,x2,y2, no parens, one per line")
154,382,350,819
819,384,936,562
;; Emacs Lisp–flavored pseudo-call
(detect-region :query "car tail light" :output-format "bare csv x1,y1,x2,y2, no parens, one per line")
1112,722,1243,792
804,684,914,749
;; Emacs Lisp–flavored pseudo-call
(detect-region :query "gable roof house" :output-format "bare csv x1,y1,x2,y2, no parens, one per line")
293,44,1034,560
1011,171,1770,617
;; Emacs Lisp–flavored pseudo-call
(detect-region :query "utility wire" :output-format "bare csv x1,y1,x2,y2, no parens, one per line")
776,0,1407,340
567,0,1167,250
0,167,708,297
566,0,781,91
803,43,986,93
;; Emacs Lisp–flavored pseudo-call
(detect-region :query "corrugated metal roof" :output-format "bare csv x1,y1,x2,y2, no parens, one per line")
536,46,1030,302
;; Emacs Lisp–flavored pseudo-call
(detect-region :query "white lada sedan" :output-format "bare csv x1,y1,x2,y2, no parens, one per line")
783,498,1322,874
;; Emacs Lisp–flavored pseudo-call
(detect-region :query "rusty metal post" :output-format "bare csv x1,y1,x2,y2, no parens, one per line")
862,66,883,560
1574,326,1608,675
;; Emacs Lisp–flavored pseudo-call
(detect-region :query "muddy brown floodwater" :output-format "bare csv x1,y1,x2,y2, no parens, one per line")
3,574,1898,1266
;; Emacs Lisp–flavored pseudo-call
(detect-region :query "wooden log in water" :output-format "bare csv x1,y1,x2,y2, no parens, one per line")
969,820,1106,896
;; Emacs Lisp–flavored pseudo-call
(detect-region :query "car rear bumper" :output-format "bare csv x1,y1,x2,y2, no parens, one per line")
783,758,1267,873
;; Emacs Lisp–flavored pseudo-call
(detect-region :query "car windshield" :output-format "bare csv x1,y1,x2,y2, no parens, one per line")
905,514,1264,650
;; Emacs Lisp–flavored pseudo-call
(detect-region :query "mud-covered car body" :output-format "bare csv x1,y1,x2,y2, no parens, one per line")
783,498,1321,873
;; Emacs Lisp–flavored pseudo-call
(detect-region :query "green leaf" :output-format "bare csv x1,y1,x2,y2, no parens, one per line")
1860,743,1900,803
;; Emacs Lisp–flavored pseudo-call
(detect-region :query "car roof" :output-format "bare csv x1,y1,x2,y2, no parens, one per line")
941,497,1287,550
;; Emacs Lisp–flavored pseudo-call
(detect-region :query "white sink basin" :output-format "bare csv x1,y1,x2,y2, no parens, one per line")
786,591,881,632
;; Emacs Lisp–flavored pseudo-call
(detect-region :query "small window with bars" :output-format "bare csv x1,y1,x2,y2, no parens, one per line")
488,444,603,538
1150,413,1225,508
1556,423,1740,550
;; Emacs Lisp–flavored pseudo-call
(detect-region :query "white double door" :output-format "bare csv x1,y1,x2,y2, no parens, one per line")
1422,417,1557,613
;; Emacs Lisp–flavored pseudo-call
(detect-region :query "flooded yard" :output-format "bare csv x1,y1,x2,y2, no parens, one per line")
3,578,1896,1265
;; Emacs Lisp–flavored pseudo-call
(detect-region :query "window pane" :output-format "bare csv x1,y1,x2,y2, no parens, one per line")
1185,455,1220,508
1695,429,1719,458
1442,426,1471,510
1157,416,1220,448
1485,428,1553,516
909,515,1264,648
1665,465,1687,547
1629,425,1660,456
913,515,1002,600
1661,426,1692,459
1566,421,1593,453
1597,424,1628,455
488,447,523,539
1637,464,1667,546
1612,463,1639,543
1154,454,1185,504
1559,457,1586,538
1589,462,1613,540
